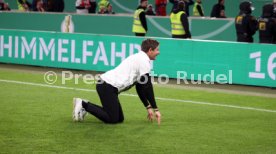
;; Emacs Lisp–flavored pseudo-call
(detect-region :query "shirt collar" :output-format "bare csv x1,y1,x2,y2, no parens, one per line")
139,50,150,62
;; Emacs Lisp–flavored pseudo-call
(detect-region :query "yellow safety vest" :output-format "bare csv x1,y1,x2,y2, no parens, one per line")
193,2,204,16
132,9,146,33
170,11,186,35
98,0,109,11
17,0,27,11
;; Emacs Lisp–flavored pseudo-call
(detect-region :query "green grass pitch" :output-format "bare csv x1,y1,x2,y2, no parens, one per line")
0,66,276,153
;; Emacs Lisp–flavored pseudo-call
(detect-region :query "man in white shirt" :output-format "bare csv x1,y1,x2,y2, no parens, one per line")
73,39,161,125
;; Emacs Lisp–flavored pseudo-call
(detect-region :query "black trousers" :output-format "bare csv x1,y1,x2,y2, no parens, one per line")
135,33,146,37
172,34,190,39
82,81,124,124
237,35,253,43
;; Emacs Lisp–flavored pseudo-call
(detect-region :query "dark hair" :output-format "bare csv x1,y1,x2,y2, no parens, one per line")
140,0,148,4
178,1,185,11
262,4,274,17
141,39,159,53
239,1,252,14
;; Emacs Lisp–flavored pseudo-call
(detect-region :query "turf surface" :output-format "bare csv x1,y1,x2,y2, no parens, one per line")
0,68,275,153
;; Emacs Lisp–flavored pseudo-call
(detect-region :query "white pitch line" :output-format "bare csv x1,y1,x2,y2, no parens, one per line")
0,79,275,113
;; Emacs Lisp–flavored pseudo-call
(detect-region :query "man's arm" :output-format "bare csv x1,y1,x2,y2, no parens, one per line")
136,73,161,125
136,74,157,109
248,16,258,35
139,11,148,32
210,5,218,17
181,13,191,38
197,5,204,16
273,19,276,43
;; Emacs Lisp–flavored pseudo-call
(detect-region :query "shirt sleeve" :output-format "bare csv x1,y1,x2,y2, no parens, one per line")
248,16,258,35
273,19,276,38
181,13,191,38
136,73,158,109
139,11,148,32
197,5,204,16
138,58,151,77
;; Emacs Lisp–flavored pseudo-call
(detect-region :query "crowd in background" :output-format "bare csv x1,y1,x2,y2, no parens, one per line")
7,0,65,12
133,0,276,44
75,0,114,14
235,1,276,44
1,0,275,44
0,0,227,17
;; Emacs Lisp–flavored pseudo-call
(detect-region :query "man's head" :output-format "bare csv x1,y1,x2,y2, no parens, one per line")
262,4,274,17
140,0,148,9
218,0,224,5
177,1,185,11
141,39,160,60
196,0,202,3
239,1,253,14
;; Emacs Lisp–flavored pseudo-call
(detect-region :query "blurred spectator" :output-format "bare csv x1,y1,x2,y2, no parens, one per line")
155,0,167,16
169,0,194,16
17,0,32,11
32,0,45,11
76,0,91,14
219,9,226,18
258,4,276,44
0,0,11,11
235,1,258,43
132,0,148,36
210,0,226,18
98,0,109,13
104,3,115,14
170,1,191,39
193,0,204,16
47,0,55,11
88,0,97,13
32,0,38,11
36,0,45,11
146,4,156,16
42,0,47,10
51,0,64,12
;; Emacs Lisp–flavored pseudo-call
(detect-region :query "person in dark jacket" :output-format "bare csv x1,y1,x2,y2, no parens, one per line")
169,0,194,16
210,0,226,18
235,1,258,43
258,4,276,44
52,0,64,12
88,0,97,13
170,1,191,39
